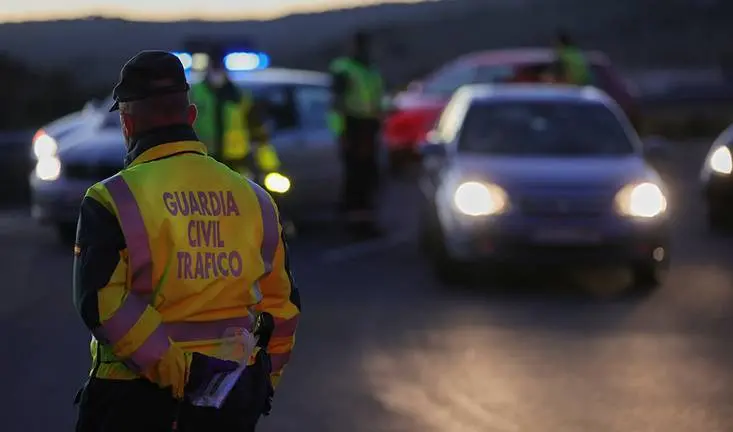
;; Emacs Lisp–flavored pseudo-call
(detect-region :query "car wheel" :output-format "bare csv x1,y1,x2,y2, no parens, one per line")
420,206,467,285
55,222,77,245
631,261,667,294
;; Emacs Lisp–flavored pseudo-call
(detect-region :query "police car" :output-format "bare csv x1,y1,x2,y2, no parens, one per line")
418,84,670,290
700,123,733,231
30,50,339,243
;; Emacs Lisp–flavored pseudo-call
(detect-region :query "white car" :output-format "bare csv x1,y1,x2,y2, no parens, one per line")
700,123,733,231
31,68,342,243
418,84,671,289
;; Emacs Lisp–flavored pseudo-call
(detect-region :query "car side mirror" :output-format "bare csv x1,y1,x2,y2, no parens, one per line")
419,130,447,158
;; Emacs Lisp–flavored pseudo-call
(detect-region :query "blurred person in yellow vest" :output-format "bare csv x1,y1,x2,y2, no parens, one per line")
73,51,301,432
190,49,296,236
329,31,385,239
554,29,593,86
189,48,280,182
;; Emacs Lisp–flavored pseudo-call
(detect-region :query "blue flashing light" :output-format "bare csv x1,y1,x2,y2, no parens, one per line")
223,51,270,71
171,52,193,70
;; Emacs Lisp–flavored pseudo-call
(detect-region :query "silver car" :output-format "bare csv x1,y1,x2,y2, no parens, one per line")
31,68,341,243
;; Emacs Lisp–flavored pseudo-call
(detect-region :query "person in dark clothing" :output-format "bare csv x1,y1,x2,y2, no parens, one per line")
329,31,385,238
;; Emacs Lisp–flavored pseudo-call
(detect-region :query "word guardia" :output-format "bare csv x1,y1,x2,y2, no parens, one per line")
163,191,243,279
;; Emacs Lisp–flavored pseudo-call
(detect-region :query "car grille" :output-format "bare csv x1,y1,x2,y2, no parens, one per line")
64,163,121,181
517,196,610,216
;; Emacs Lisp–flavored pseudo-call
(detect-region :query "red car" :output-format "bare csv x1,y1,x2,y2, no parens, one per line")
383,48,640,172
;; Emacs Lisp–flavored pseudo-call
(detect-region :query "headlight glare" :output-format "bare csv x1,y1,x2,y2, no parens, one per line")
35,156,62,181
453,181,507,216
264,172,290,194
32,132,58,159
615,182,667,218
709,145,732,175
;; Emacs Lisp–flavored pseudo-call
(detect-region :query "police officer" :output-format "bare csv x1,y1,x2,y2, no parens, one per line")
73,51,301,432
189,47,280,182
554,30,593,86
329,31,385,238
190,48,296,235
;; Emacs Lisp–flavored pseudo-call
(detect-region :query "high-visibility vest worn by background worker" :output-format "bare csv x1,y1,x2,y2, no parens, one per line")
556,46,593,86
80,140,299,398
190,82,280,172
328,57,384,136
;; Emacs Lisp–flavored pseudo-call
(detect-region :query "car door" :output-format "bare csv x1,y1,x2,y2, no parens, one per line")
291,84,340,208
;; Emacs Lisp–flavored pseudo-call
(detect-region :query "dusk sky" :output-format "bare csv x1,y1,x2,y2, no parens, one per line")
0,0,425,22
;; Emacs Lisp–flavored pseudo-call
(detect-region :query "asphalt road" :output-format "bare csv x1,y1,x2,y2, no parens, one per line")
2,141,733,432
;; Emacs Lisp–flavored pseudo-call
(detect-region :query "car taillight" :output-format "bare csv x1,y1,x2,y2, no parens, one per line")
384,109,441,149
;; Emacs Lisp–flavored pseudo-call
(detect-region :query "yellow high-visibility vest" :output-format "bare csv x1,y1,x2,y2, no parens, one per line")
84,140,299,395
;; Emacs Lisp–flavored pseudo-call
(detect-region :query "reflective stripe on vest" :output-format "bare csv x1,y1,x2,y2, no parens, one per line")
95,174,280,369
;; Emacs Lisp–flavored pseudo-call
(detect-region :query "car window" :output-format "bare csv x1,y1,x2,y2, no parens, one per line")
245,84,297,133
473,65,518,84
459,101,634,157
293,85,331,130
422,64,477,96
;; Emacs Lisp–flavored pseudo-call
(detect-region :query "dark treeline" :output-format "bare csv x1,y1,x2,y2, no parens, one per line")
0,53,106,130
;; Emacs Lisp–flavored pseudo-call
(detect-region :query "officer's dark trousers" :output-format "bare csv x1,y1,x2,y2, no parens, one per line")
75,358,270,432
340,116,381,224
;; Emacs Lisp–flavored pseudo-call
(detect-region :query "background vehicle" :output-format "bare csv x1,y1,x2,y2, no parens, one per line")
384,48,639,174
700,123,733,231
29,98,110,161
30,66,339,243
418,84,668,290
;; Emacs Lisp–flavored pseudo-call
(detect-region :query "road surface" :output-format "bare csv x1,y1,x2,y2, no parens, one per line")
2,141,732,432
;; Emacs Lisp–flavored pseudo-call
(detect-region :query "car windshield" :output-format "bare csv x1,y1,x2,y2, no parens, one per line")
459,101,634,156
421,65,476,95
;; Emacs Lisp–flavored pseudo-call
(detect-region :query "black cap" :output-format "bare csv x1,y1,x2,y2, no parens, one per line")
109,50,191,112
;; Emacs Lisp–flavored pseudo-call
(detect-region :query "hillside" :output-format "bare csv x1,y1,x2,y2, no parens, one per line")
0,0,730,88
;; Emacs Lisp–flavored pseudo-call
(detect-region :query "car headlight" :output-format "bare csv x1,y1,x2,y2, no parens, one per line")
453,181,508,216
709,145,732,175
32,131,58,159
615,182,667,218
264,172,290,194
35,156,62,181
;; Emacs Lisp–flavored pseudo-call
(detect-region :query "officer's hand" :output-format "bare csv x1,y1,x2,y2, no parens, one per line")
184,352,240,399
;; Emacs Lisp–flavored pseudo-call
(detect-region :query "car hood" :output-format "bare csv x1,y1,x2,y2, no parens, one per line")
58,127,126,166
451,154,659,192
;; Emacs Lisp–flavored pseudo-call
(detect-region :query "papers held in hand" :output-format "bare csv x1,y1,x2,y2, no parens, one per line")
190,327,257,409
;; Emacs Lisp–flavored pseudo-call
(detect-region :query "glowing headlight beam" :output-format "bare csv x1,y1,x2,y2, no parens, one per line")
35,156,61,181
615,182,667,218
264,172,290,194
709,145,732,175
32,132,58,159
453,181,508,216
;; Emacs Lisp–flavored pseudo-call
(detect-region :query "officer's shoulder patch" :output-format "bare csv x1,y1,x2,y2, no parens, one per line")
73,244,81,257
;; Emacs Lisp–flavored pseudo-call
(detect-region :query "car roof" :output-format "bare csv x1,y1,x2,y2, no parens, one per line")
458,83,614,105
455,48,611,68
188,67,331,86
